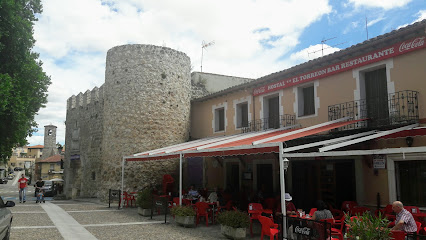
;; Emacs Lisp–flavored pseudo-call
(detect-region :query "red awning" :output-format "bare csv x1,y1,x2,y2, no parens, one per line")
124,118,365,162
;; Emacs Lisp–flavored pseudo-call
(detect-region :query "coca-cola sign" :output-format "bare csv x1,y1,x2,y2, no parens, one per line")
399,37,425,53
253,36,426,96
294,226,312,236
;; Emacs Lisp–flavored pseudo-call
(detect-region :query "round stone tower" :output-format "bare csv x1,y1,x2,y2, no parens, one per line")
101,44,191,193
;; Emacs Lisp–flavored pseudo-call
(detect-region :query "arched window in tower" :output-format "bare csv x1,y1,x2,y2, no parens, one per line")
48,129,53,136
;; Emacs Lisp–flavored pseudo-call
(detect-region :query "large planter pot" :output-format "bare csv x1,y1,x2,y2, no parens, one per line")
137,207,151,217
175,215,196,228
221,225,246,240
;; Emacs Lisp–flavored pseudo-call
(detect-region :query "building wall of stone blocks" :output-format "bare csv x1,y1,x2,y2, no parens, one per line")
64,86,105,198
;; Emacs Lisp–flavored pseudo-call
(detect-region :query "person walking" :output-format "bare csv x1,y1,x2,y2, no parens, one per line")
18,174,28,203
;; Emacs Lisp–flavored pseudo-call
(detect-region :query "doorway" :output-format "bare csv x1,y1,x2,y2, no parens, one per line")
226,163,240,192
292,160,356,211
257,164,273,198
264,95,280,129
395,160,426,207
365,68,389,127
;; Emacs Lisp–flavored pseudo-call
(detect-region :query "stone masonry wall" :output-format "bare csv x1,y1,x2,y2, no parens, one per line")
100,45,191,200
64,86,104,198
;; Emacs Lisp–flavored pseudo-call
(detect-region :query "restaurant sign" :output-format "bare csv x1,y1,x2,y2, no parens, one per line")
373,155,386,169
253,36,425,96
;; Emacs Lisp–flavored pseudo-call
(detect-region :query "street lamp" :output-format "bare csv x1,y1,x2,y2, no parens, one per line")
283,158,289,171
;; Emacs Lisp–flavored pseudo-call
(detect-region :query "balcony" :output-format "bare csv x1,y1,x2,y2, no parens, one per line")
242,114,296,133
328,90,419,131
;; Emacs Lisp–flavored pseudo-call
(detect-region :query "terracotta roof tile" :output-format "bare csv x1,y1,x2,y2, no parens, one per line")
38,154,63,163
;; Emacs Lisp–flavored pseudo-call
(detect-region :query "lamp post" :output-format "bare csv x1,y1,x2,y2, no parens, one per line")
279,142,290,239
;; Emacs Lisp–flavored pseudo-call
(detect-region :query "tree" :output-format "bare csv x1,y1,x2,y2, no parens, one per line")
0,0,51,162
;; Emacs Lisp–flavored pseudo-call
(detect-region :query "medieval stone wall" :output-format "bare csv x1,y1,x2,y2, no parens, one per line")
64,86,104,198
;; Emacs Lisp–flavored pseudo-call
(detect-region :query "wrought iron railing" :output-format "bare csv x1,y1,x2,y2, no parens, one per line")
242,114,296,133
328,90,419,131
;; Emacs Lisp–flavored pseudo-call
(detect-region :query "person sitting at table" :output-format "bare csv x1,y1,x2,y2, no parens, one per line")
188,185,200,198
285,193,297,215
312,200,333,221
275,193,296,216
208,187,219,204
391,201,417,235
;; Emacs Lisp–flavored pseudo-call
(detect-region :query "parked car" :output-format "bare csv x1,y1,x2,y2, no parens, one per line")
6,174,14,180
0,196,14,239
0,178,8,184
41,180,54,197
13,167,23,171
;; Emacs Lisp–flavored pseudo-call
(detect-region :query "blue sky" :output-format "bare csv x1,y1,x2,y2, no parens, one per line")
27,0,426,146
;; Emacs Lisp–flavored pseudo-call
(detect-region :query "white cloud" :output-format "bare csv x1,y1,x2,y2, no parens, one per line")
289,44,341,64
397,9,426,29
28,0,333,145
348,0,412,10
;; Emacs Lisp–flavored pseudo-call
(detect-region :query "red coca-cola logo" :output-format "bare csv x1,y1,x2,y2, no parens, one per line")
399,37,425,52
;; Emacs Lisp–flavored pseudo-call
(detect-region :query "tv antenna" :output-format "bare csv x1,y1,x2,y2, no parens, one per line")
201,40,215,72
365,16,369,40
308,37,347,57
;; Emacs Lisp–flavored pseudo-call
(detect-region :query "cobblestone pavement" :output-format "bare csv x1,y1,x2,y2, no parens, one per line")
9,199,262,240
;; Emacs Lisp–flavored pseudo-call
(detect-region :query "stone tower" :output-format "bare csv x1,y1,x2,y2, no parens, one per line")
65,44,192,199
100,44,192,195
42,125,57,160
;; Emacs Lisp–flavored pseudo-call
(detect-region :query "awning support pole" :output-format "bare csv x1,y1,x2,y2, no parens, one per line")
121,157,125,209
179,153,183,206
279,142,287,239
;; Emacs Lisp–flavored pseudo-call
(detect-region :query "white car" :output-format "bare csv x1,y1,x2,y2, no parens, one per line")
0,197,14,240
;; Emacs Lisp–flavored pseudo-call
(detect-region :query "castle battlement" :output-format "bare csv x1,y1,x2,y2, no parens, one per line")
67,85,104,110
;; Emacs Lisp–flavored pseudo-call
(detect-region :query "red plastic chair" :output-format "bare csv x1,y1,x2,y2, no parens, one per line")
390,230,406,240
263,198,276,213
249,203,264,237
123,191,135,208
415,221,421,234
331,215,345,240
309,208,317,216
341,201,358,212
195,202,211,227
162,174,174,196
258,216,279,240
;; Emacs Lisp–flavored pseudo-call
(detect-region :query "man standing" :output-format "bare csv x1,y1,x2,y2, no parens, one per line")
391,201,417,237
18,174,28,203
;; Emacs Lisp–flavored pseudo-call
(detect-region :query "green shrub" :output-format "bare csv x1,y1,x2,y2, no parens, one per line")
136,188,153,209
217,210,250,228
345,212,391,240
170,205,196,217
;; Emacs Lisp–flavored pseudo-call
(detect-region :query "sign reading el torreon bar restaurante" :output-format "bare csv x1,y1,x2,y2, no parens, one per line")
253,36,425,96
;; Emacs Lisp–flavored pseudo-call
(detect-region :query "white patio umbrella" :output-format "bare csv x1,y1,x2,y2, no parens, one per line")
49,178,64,182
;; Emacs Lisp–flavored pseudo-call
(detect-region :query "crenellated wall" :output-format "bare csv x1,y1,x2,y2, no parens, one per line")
64,85,105,198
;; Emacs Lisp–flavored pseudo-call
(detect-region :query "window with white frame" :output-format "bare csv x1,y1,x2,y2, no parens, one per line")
236,102,248,128
214,107,225,132
297,85,315,116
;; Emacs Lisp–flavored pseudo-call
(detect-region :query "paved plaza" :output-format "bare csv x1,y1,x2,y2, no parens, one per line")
8,198,262,240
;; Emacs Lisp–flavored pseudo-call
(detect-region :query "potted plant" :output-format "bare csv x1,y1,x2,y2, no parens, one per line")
136,188,153,216
345,212,391,240
217,210,250,240
170,205,196,227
